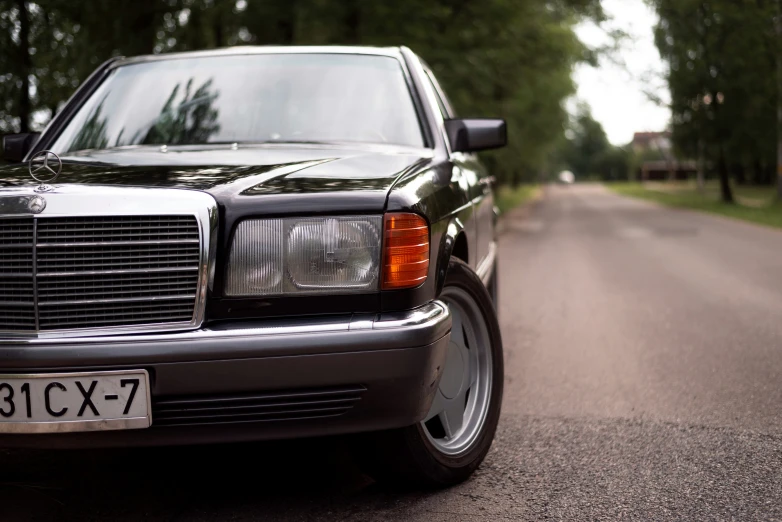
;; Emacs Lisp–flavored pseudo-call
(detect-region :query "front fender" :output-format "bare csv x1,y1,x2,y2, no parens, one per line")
434,217,467,297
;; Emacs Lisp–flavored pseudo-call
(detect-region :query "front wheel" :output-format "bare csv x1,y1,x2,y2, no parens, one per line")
356,258,504,488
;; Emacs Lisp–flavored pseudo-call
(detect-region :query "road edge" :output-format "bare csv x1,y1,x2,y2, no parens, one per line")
605,183,782,235
497,185,546,237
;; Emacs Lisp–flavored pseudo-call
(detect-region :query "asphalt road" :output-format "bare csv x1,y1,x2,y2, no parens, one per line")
3,184,782,521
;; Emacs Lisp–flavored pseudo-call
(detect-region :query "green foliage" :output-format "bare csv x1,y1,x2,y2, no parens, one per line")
67,100,109,152
141,78,221,145
649,0,779,200
495,184,541,214
557,102,630,181
1,0,604,183
608,181,782,228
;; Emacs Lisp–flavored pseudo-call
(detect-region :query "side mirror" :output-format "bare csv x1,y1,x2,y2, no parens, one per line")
444,119,506,153
2,133,40,162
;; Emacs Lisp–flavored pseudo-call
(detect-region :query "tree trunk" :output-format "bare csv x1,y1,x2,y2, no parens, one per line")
213,6,224,48
17,0,31,133
733,163,746,185
278,0,297,44
753,158,766,185
777,0,782,197
344,0,361,44
718,147,734,203
127,0,159,55
696,138,705,191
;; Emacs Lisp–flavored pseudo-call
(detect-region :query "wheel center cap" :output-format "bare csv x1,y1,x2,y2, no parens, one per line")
439,341,466,399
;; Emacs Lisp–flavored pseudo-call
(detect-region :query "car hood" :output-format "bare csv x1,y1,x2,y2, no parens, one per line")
0,143,433,211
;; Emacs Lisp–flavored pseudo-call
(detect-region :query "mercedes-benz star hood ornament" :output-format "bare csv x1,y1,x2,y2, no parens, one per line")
28,150,62,192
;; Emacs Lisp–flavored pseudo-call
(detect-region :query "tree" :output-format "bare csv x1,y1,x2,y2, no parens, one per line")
557,103,629,181
0,0,35,133
1,0,604,183
650,0,778,202
140,78,221,145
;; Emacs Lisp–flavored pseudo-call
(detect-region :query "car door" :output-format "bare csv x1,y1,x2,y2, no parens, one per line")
423,68,494,276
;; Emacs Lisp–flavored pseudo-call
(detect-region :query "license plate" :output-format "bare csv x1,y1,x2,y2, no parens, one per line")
0,370,151,434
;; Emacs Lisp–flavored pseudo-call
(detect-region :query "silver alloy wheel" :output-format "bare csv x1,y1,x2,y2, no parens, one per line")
422,285,493,456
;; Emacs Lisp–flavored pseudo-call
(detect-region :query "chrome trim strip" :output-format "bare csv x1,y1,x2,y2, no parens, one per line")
372,301,448,330
476,241,497,286
0,369,152,434
36,267,200,277
32,218,40,330
37,239,200,247
111,46,407,69
0,301,450,345
0,186,218,339
347,313,376,331
38,294,196,306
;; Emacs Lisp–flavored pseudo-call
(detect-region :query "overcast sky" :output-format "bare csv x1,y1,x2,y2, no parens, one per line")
571,0,671,145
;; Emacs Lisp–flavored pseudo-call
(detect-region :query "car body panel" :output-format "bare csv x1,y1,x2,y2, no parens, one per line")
0,46,500,447
0,304,451,447
0,144,431,193
0,45,497,316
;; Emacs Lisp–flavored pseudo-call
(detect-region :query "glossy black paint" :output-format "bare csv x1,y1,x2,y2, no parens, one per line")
0,46,500,320
0,308,451,447
2,133,39,162
444,118,507,152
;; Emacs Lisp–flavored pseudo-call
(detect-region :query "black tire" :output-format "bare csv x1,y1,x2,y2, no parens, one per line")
355,258,504,488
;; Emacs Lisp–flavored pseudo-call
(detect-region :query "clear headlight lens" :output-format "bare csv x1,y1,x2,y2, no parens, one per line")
285,217,381,292
226,216,382,296
225,219,284,296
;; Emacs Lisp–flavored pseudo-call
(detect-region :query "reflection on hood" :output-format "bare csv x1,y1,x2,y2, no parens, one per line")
0,144,432,198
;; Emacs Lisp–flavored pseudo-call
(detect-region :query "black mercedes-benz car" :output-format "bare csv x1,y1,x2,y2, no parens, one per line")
0,46,505,486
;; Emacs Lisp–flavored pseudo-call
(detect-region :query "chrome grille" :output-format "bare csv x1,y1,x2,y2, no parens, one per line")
0,215,201,332
0,218,35,329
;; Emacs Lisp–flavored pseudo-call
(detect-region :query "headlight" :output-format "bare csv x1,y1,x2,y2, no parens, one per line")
225,219,284,296
225,216,382,296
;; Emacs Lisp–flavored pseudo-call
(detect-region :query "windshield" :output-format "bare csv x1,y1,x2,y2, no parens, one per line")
51,53,425,153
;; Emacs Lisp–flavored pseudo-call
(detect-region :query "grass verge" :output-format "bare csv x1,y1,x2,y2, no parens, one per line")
495,184,541,215
606,182,782,229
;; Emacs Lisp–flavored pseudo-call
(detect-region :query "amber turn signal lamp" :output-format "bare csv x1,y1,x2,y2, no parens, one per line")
382,213,430,290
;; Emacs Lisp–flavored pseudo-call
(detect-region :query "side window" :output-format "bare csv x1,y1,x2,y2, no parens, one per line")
424,69,456,119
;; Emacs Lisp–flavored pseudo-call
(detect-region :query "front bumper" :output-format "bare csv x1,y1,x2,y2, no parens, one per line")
0,301,451,448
